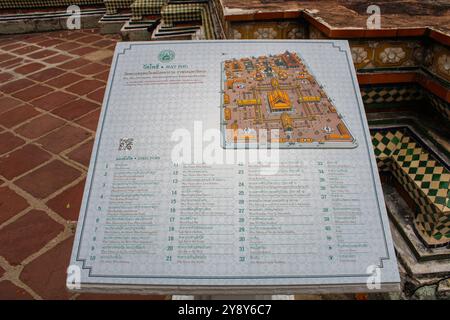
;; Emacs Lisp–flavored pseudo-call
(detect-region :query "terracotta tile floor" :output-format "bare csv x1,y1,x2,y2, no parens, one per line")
0,29,167,300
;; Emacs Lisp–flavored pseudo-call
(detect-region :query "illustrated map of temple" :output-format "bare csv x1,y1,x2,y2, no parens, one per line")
221,51,357,148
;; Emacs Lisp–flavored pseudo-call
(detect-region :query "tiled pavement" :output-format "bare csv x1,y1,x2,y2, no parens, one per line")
0,29,167,300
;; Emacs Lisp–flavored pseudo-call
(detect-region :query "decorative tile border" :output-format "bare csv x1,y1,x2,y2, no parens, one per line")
425,43,450,83
361,84,423,105
222,9,450,45
349,40,421,70
228,20,305,39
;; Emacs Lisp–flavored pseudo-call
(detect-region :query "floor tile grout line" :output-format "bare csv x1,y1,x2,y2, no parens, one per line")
0,80,102,157
2,38,113,70
0,205,34,231
0,152,87,224
2,65,108,99
42,173,88,205
1,104,57,133
0,183,76,298
0,86,96,176
0,256,43,300
20,227,74,266
0,73,106,121
0,129,94,171
0,151,87,210
0,234,76,299
0,181,79,287
0,175,83,228
1,38,108,180
17,100,98,134
0,230,76,299
0,92,105,138
2,36,108,62
10,278,43,300
0,109,95,166
2,118,95,155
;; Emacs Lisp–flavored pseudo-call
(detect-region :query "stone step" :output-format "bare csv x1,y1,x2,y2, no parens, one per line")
154,28,198,37
120,19,159,41
0,8,105,21
129,19,158,25
157,27,199,34
0,7,105,34
151,20,203,40
99,14,132,34
100,14,132,22
124,20,157,29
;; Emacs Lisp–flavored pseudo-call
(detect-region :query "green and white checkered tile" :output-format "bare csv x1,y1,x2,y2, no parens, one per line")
104,0,135,14
371,130,404,159
391,159,448,246
392,135,450,209
161,3,204,27
131,0,167,20
0,0,103,8
361,85,423,105
427,92,450,123
371,128,450,247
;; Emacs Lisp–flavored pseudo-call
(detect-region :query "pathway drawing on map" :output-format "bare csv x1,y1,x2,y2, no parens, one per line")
220,51,357,149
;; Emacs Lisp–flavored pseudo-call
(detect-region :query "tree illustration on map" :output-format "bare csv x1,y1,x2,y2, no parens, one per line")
221,51,357,149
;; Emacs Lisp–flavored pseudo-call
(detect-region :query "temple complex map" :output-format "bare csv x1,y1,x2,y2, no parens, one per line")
221,51,357,148
68,41,400,293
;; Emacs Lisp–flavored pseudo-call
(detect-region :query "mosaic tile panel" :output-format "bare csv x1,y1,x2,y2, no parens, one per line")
349,40,424,70
229,21,305,40
424,43,450,83
308,25,326,39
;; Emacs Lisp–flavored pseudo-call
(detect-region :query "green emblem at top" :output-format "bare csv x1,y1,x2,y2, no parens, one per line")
158,49,175,63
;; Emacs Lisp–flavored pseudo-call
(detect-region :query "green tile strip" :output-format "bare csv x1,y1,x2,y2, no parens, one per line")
131,0,167,20
371,128,450,247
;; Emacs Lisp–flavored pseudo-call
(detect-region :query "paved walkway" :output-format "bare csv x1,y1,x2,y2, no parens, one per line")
0,28,167,299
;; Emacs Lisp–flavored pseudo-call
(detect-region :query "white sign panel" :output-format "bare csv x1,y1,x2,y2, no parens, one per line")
68,40,400,294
